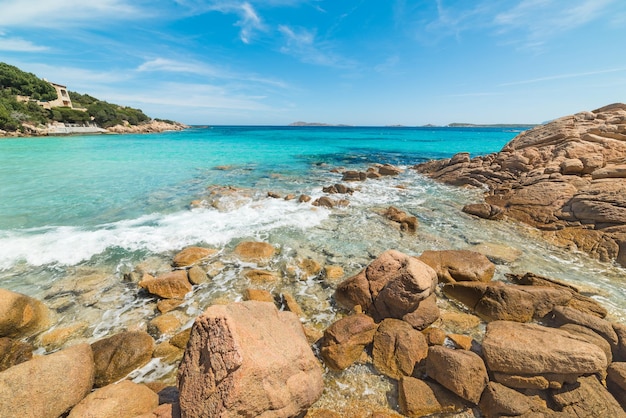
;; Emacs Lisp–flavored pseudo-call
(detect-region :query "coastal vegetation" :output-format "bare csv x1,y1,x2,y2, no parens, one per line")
0,62,151,132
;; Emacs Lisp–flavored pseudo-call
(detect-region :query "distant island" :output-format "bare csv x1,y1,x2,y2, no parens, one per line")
447,123,537,128
289,121,352,127
0,62,185,137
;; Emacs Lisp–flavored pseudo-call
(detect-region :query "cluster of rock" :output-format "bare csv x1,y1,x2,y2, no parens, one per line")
414,103,626,267
106,119,188,134
322,249,626,417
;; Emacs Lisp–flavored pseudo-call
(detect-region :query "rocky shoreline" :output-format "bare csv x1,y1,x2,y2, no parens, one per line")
415,103,626,267
1,111,626,417
0,119,188,137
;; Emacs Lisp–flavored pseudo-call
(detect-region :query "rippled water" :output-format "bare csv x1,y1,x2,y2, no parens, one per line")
1,126,624,415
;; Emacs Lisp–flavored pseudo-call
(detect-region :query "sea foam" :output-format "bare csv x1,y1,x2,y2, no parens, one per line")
0,198,329,270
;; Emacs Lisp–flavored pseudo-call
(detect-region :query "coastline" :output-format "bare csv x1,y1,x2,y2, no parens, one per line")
0,119,188,138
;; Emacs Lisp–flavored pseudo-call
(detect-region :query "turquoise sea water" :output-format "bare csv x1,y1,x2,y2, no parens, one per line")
1,126,624,411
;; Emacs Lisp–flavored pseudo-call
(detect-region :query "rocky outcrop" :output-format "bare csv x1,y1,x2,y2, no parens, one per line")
415,103,626,266
106,119,188,134
418,250,495,283
177,301,323,418
372,318,428,379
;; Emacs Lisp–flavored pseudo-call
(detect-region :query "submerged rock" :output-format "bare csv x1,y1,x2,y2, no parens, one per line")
0,288,51,338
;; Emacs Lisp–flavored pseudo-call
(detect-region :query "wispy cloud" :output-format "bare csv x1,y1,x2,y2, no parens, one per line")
174,0,266,43
494,0,618,49
499,67,626,87
0,36,49,52
0,0,145,28
278,25,355,68
136,57,289,89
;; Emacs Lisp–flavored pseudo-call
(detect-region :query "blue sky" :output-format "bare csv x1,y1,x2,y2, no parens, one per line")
0,0,625,125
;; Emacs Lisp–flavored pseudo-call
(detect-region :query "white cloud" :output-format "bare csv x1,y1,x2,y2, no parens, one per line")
494,0,618,48
0,0,144,28
278,25,355,68
136,57,289,89
499,67,626,87
0,36,49,52
174,0,266,43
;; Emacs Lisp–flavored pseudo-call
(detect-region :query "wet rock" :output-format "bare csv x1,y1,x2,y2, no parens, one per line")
172,246,217,267
551,375,625,417
383,206,418,232
298,194,311,203
378,164,403,176
153,341,184,363
438,311,481,334
462,203,505,220
334,270,373,312
233,241,276,263
447,334,473,350
170,328,191,350
0,337,32,372
0,288,51,338
267,191,281,198
0,343,94,418
148,312,185,338
68,380,159,418
482,321,607,379
298,258,322,278
418,250,495,283
320,313,378,371
401,293,440,331
322,183,354,194
398,377,467,417
323,265,345,283
342,170,367,181
281,292,304,317
139,270,193,299
178,301,323,417
187,265,208,285
312,196,336,208
244,269,278,283
92,331,155,387
470,242,522,264
37,322,88,350
425,346,489,404
157,298,184,314
243,288,274,303
372,319,428,380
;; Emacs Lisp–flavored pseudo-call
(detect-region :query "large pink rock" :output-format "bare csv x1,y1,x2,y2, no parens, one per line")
0,343,94,418
68,380,158,417
178,301,323,417
372,318,428,379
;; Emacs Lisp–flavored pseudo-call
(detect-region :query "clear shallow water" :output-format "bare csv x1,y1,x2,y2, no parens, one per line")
1,126,624,415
